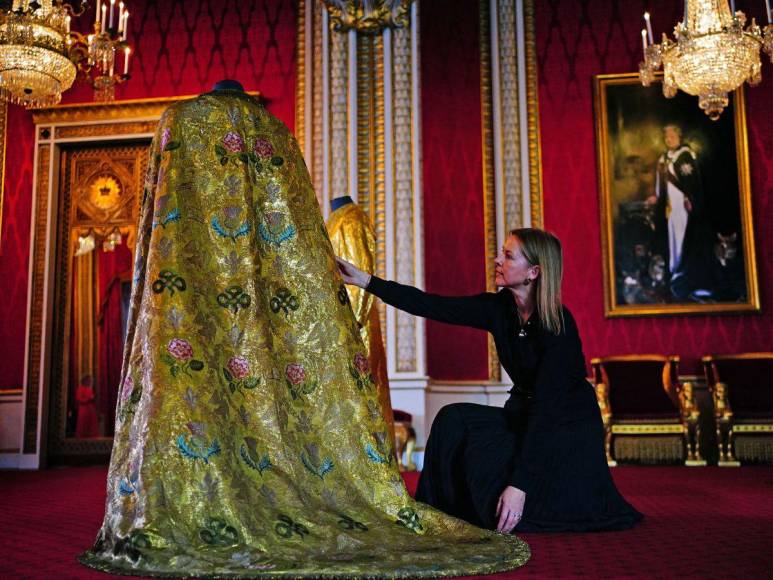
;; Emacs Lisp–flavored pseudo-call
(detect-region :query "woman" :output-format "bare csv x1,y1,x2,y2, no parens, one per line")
338,228,643,534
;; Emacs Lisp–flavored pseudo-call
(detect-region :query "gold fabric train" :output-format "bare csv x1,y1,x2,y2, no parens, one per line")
326,201,395,449
79,90,530,578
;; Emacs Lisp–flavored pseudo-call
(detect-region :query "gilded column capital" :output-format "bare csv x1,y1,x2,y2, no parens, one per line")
322,0,413,34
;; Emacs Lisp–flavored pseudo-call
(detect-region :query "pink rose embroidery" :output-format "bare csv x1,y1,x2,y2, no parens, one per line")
168,338,194,361
285,363,306,386
353,353,370,375
227,356,250,380
120,376,134,404
254,138,274,158
222,131,245,153
160,128,171,150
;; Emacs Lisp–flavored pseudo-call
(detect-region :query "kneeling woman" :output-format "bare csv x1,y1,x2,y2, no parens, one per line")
338,228,643,534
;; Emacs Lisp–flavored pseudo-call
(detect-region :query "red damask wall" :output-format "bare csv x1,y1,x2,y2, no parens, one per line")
0,0,296,388
421,0,489,380
536,0,772,374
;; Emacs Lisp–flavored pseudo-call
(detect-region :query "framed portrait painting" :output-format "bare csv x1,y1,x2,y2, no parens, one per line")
594,73,760,317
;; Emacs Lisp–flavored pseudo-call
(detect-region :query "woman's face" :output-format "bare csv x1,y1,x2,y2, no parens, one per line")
494,235,538,289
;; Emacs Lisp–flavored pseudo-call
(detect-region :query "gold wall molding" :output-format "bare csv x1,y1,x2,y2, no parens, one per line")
0,102,6,248
323,0,413,34
23,144,50,454
523,0,543,227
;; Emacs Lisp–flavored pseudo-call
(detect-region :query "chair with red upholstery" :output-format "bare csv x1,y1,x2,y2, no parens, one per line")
392,409,417,471
592,355,704,466
702,353,773,466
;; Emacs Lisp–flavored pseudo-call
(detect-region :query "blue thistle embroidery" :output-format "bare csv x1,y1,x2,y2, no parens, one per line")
177,434,221,464
258,222,296,247
239,445,272,475
118,476,138,496
152,207,181,229
211,216,251,242
365,443,389,464
300,452,334,479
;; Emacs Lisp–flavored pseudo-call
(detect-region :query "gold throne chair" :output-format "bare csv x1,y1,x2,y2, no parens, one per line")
702,353,773,466
592,355,704,466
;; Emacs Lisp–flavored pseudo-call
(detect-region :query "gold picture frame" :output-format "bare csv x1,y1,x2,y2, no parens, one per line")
594,73,760,317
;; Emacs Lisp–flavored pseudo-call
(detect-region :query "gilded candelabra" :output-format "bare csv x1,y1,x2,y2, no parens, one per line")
639,0,773,120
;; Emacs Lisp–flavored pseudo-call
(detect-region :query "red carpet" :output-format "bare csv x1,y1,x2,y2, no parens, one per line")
2,466,772,578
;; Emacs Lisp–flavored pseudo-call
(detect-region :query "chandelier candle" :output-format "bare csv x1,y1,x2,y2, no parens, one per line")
123,46,130,75
109,0,115,30
641,29,648,54
118,2,124,33
644,11,654,44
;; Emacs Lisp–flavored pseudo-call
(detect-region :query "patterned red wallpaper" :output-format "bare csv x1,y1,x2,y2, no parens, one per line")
0,0,297,388
536,0,772,374
421,0,490,380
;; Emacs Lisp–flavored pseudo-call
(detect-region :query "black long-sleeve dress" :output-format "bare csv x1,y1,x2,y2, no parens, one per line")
366,276,643,533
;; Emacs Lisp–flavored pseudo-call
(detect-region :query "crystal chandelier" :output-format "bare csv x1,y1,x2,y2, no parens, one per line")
0,0,132,109
639,0,773,120
0,0,76,108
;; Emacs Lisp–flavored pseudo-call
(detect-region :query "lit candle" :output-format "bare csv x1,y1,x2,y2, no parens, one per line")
641,29,648,55
101,4,107,33
65,15,71,34
766,0,772,24
109,0,115,29
96,0,101,24
123,12,129,41
124,47,131,75
118,2,124,33
109,55,114,78
644,12,654,45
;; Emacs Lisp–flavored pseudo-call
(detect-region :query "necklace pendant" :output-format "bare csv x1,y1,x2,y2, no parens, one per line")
518,329,527,338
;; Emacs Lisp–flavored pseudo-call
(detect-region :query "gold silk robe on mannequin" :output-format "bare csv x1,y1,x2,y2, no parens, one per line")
78,90,529,578
326,202,395,450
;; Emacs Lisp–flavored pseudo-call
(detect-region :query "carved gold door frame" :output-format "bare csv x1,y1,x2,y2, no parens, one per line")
24,97,190,463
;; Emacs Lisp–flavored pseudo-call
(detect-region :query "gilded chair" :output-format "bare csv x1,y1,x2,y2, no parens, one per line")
592,355,704,466
702,353,773,466
393,409,417,471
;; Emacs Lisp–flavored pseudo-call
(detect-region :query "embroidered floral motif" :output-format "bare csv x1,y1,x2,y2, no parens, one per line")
160,128,180,152
254,138,274,158
338,515,368,532
300,443,334,479
162,339,205,377
275,515,309,539
223,356,261,393
211,205,250,241
152,270,186,296
217,286,251,315
349,353,375,391
366,432,393,465
118,474,139,496
395,507,423,533
337,283,350,305
118,376,142,422
285,363,318,400
258,212,296,247
112,530,152,562
222,132,245,153
199,517,239,546
269,288,299,316
240,437,272,474
177,432,221,464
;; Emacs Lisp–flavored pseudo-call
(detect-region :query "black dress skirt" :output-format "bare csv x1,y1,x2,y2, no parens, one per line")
366,276,643,533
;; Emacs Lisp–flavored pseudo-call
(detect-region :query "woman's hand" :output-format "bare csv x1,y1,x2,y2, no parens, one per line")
336,257,371,289
495,486,525,533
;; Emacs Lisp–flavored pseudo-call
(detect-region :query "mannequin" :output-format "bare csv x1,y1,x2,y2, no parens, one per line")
326,195,396,456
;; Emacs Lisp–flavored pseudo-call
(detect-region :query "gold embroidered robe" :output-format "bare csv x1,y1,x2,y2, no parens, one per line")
78,90,529,578
326,202,395,450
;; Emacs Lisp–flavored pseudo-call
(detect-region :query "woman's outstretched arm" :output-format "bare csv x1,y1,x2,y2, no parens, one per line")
337,257,497,331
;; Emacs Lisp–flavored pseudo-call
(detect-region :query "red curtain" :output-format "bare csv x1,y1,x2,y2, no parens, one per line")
97,244,133,435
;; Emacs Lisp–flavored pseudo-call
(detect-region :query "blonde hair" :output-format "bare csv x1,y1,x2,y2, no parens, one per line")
509,228,564,335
